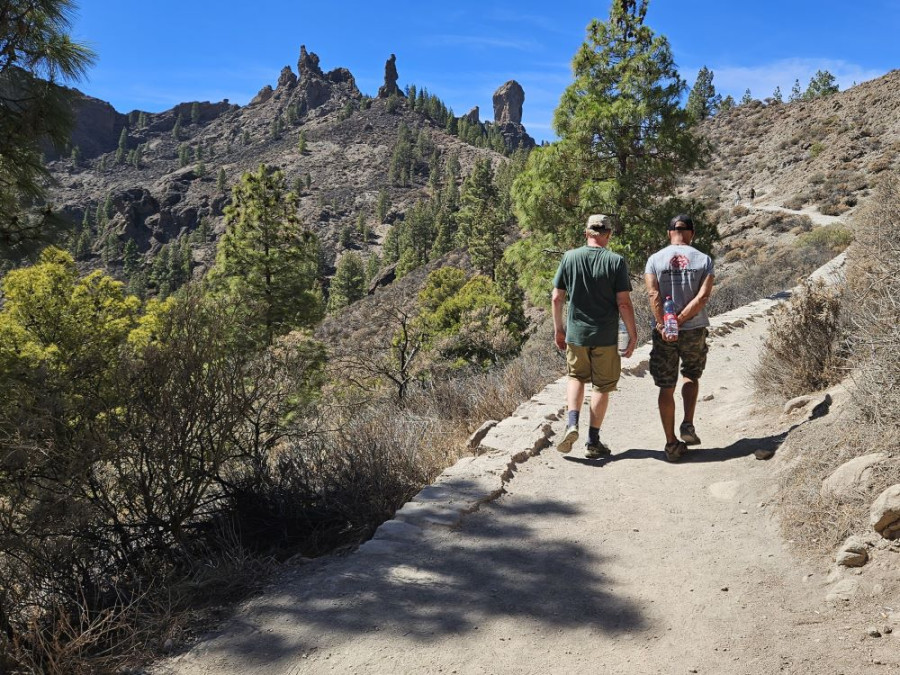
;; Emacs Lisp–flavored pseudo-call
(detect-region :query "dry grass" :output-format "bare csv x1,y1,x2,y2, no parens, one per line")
773,172,900,561
752,279,846,400
776,420,899,559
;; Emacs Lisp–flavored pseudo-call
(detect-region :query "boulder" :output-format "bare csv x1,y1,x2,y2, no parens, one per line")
249,85,273,106
277,66,297,89
492,80,525,125
326,67,355,86
821,453,887,498
835,536,868,567
468,420,499,451
871,484,900,539
377,54,403,99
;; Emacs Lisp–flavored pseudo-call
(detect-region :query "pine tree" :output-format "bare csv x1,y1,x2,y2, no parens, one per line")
356,211,368,242
123,239,139,277
686,66,720,120
178,144,190,167
208,164,322,345
297,131,307,153
217,168,227,192
512,0,705,259
457,158,505,279
740,89,753,105
803,70,839,100
115,127,128,164
327,252,366,313
375,189,391,223
0,0,96,255
719,95,735,112
191,102,200,125
138,111,148,128
172,113,183,139
772,86,783,103
790,78,803,102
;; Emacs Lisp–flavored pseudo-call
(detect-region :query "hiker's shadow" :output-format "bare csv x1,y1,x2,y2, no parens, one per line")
564,427,794,466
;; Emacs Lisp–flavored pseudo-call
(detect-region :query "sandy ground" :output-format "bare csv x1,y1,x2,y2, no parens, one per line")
155,296,898,675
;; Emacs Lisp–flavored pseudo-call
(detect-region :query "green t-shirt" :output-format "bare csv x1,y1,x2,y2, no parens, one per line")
553,246,632,347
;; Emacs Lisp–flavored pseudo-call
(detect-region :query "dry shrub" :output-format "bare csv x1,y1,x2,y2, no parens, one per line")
764,212,813,233
731,204,749,218
708,243,836,316
845,172,900,430
782,195,805,210
752,279,846,400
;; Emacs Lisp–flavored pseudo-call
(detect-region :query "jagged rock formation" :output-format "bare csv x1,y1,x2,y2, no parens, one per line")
45,45,503,271
64,93,127,160
464,106,479,124
493,80,524,124
377,54,403,99
277,66,298,89
490,80,534,151
249,85,274,106
298,45,323,79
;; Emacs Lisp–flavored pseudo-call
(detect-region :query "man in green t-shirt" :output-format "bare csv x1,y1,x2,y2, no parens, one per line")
551,214,638,458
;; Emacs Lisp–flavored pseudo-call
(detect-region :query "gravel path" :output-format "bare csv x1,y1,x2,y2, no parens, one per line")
155,285,897,675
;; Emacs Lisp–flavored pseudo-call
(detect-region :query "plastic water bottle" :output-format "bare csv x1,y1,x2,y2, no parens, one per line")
617,318,629,355
663,295,679,339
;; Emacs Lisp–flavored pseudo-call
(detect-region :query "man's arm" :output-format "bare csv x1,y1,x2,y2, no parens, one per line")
644,273,664,325
677,274,714,325
551,287,567,351
616,290,638,358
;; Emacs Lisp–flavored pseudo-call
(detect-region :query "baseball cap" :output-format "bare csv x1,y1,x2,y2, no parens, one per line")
585,214,613,233
668,214,694,231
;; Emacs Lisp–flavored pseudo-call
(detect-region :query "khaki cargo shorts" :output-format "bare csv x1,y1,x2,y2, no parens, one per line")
649,327,709,389
565,344,621,393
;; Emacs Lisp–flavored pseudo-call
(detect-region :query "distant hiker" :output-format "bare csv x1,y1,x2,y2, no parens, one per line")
750,187,756,200
644,214,715,462
734,190,741,205
552,214,638,458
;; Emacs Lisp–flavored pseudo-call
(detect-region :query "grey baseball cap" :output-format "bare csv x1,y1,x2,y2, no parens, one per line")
585,214,612,232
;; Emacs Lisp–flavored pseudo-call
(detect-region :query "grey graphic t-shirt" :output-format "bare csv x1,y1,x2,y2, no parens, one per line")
645,245,715,330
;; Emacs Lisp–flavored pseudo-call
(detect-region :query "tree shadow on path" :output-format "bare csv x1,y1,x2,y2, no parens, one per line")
199,496,648,669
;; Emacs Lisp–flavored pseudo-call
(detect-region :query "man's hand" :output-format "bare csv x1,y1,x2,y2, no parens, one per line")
656,323,679,343
554,329,567,351
622,336,637,358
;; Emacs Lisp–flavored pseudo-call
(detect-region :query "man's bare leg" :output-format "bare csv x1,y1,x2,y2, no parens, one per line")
589,390,610,429
658,387,677,443
681,376,699,425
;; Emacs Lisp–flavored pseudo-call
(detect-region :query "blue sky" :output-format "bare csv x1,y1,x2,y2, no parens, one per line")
71,1,898,144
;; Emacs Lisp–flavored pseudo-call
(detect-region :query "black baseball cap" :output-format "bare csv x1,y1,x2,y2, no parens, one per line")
668,214,694,231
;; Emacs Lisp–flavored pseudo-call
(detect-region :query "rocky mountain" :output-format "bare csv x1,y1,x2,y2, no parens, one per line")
45,46,534,283
680,69,900,267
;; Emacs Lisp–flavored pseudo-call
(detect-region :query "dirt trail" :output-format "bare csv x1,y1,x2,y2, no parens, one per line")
156,293,897,675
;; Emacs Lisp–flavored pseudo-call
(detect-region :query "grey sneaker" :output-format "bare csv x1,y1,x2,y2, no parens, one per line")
585,440,611,459
665,440,686,462
680,422,701,446
557,425,578,454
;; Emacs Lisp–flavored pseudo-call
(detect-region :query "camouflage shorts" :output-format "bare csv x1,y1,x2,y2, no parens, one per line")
649,327,709,389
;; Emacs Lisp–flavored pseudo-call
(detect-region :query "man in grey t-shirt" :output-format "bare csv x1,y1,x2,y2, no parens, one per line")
644,214,715,462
